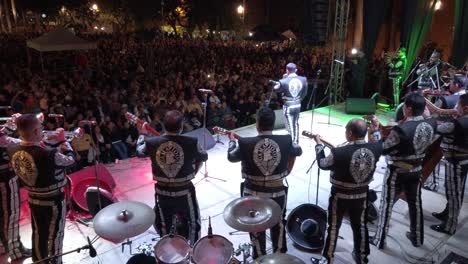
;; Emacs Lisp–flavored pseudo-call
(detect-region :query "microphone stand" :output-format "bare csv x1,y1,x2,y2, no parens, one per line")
196,92,225,184
33,236,98,263
75,124,103,226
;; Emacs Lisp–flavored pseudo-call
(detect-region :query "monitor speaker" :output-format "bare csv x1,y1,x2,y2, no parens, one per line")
345,98,376,115
85,186,116,216
274,109,285,130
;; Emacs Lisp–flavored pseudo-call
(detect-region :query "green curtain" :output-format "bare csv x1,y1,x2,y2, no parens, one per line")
452,0,468,68
401,0,437,80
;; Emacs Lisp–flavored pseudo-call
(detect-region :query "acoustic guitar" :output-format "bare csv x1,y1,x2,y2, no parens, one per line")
213,126,296,175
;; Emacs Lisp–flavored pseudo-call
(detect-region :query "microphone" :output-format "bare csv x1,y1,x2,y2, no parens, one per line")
79,120,97,126
87,236,97,258
198,89,213,94
268,80,280,85
0,106,12,110
207,216,213,238
48,114,64,118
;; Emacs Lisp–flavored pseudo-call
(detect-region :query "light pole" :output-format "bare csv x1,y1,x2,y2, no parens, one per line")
237,4,244,24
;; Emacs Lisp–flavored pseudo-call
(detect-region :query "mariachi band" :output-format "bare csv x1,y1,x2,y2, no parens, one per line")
0,60,466,264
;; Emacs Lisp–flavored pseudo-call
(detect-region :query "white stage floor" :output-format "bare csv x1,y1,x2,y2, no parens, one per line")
7,104,468,264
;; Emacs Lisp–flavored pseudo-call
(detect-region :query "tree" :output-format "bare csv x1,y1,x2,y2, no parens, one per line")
0,2,7,33
164,0,191,35
2,0,12,32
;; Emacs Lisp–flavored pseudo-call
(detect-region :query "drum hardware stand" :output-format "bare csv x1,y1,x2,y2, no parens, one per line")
215,133,224,145
121,238,133,254
196,92,226,184
33,236,98,263
234,243,252,263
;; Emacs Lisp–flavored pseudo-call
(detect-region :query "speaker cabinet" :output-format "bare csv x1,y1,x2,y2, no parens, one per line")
345,98,376,115
274,109,286,130
86,187,116,216
183,128,216,151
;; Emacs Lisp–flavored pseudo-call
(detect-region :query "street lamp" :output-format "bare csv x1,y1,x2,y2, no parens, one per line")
435,1,442,10
237,4,244,24
91,3,99,12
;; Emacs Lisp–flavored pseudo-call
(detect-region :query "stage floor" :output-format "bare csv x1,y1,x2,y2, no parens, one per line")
7,104,468,264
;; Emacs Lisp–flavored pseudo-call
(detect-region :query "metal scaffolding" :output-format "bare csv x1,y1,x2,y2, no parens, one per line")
326,0,350,105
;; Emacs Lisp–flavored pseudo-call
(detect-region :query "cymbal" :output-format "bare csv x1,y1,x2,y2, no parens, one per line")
94,201,155,242
253,253,306,264
223,196,281,233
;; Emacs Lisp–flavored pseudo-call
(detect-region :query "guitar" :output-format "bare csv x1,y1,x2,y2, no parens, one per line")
125,112,160,136
301,130,335,149
213,126,296,175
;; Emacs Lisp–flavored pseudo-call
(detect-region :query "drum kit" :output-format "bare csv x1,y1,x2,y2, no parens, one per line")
92,197,307,264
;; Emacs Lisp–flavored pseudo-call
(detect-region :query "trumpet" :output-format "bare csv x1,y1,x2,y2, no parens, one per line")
43,127,84,142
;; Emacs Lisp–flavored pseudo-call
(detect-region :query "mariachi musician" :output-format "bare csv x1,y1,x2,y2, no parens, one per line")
416,51,442,91
311,119,383,264
369,93,437,249
272,62,308,145
227,107,302,258
0,115,31,260
430,74,467,110
136,110,207,245
425,78,468,236
8,114,76,264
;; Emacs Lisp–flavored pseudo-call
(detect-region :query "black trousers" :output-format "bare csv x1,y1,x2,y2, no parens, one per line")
442,158,468,234
29,194,66,264
283,104,301,145
242,183,288,258
0,172,24,260
322,190,369,264
373,166,423,248
153,183,201,246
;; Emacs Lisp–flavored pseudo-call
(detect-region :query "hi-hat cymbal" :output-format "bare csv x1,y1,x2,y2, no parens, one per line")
94,201,155,242
223,196,281,233
253,253,306,264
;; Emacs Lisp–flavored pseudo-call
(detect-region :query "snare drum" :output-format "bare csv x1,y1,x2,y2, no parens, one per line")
192,235,233,264
154,234,191,264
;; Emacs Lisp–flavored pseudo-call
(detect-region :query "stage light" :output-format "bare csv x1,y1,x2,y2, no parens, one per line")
351,48,358,55
101,27,105,31
435,1,442,10
41,13,47,18
248,32,253,37
94,26,98,30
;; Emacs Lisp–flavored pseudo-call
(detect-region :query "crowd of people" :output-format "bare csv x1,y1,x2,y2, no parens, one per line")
0,32,329,168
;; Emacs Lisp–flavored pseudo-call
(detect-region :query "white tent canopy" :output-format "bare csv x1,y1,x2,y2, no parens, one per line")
27,27,97,52
282,30,297,40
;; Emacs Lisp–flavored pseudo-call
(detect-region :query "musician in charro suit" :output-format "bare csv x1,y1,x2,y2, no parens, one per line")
8,114,75,264
432,74,467,110
227,107,302,258
311,119,383,264
136,110,207,245
273,62,308,145
431,91,468,235
0,116,31,261
369,93,437,249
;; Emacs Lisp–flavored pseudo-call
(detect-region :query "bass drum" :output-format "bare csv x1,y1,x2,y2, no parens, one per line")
154,235,191,264
192,235,233,264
